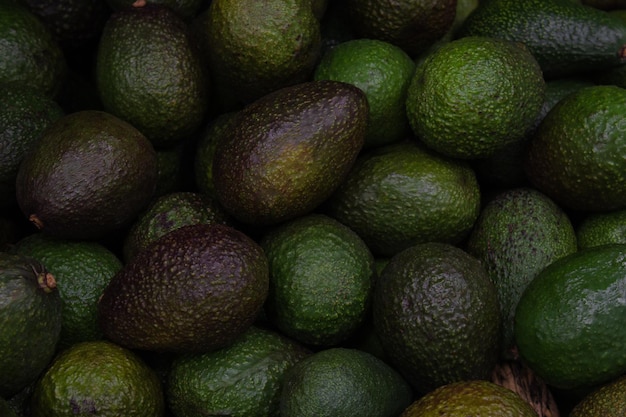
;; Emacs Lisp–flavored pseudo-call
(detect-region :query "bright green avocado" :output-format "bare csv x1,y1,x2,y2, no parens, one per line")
515,244,626,390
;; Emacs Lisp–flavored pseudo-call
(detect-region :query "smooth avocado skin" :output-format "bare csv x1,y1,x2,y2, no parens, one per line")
15,110,158,240
212,80,368,226
514,244,626,390
458,0,626,78
98,223,269,353
0,253,62,398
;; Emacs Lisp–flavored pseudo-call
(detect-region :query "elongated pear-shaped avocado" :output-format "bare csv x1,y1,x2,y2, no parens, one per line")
212,80,368,226
458,0,626,77
97,223,269,353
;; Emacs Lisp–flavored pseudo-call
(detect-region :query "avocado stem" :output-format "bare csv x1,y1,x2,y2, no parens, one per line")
28,214,44,230
37,272,57,293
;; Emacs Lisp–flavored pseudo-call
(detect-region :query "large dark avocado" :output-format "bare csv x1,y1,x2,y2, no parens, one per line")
212,80,368,226
372,242,501,395
98,223,269,353
0,252,62,398
15,110,158,240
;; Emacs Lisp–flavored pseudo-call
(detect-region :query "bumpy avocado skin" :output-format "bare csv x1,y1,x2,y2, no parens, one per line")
212,80,368,226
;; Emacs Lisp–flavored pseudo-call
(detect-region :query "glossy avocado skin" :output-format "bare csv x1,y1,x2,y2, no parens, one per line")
515,244,626,390
458,0,626,77
0,253,62,398
98,223,269,353
212,80,368,226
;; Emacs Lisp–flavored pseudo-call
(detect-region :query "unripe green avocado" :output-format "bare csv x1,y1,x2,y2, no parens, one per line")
515,244,626,390
0,253,62,398
458,0,626,77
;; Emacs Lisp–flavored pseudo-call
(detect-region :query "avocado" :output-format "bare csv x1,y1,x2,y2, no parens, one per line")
98,223,269,353
324,140,481,258
15,110,158,240
0,83,64,209
405,35,545,160
195,0,321,104
0,1,67,97
279,347,413,417
570,374,626,416
465,187,578,358
0,252,62,398
524,85,626,212
514,244,626,390
96,4,209,148
401,380,539,417
260,213,376,347
122,191,232,262
342,0,457,57
167,326,310,417
373,242,501,395
212,80,368,226
458,0,626,78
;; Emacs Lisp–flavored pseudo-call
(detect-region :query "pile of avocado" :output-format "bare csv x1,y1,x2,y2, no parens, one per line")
2,0,626,416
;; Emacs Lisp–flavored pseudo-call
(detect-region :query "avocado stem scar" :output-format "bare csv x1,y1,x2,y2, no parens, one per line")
37,272,57,293
28,214,44,230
